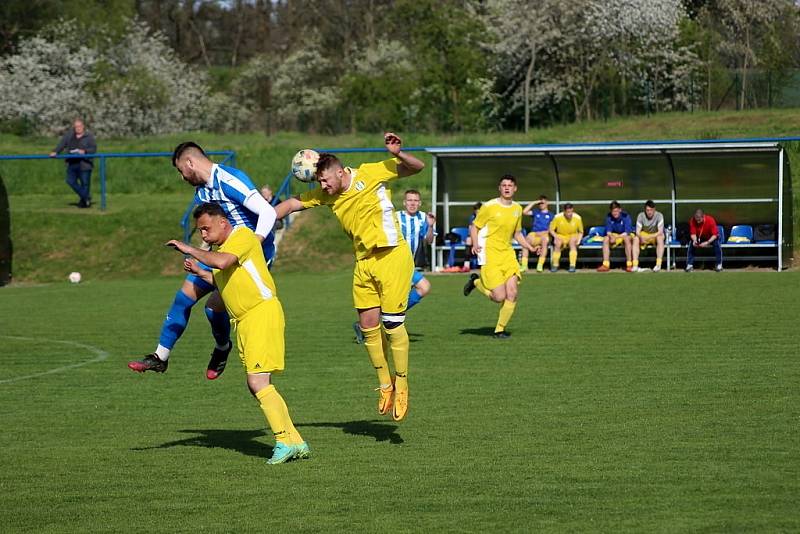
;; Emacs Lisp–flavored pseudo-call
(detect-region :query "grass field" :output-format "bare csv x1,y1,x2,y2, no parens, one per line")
1,271,798,532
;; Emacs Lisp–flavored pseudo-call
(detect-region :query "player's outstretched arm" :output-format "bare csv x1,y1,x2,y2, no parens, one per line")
275,196,306,220
385,132,424,178
165,240,238,269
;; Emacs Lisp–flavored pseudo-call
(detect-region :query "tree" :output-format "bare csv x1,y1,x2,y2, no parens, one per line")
486,0,565,132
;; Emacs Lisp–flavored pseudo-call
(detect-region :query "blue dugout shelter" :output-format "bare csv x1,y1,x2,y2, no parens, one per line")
428,140,793,271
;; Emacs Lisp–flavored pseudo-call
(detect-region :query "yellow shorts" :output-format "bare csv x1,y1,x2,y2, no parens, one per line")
608,233,628,247
639,231,659,247
480,251,521,291
526,231,549,247
235,298,285,374
353,245,414,313
554,233,579,249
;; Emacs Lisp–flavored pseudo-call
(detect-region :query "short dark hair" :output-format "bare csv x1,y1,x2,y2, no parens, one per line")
645,200,656,208
172,142,206,167
539,195,548,201
499,174,516,184
609,200,621,210
563,202,574,210
404,189,421,198
193,202,225,220
315,153,342,176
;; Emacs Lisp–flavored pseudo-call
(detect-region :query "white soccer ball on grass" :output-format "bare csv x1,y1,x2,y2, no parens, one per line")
291,149,320,183
68,271,82,284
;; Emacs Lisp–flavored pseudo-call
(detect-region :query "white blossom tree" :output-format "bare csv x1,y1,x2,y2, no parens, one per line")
0,18,239,136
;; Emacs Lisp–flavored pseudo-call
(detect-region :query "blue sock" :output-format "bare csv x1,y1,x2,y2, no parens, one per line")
205,307,231,348
407,288,423,310
158,290,196,350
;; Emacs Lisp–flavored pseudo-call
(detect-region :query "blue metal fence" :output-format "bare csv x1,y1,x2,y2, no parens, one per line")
0,150,236,211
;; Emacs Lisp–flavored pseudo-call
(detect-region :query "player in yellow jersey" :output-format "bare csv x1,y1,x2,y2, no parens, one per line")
548,203,584,272
275,133,424,421
463,174,538,339
166,202,309,465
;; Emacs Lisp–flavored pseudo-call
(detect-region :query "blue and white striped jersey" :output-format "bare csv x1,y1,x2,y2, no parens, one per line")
396,210,429,256
194,164,275,260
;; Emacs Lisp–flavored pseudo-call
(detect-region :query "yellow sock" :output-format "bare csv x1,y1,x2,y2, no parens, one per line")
632,259,639,268
569,250,577,267
626,260,632,268
256,384,303,445
385,324,409,391
495,300,516,333
474,278,492,298
552,250,562,267
602,260,610,268
656,258,662,267
537,256,545,269
362,325,392,386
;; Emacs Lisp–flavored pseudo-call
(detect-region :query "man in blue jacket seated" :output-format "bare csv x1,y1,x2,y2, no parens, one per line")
596,200,634,272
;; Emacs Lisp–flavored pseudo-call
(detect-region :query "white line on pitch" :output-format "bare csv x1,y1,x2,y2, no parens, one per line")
0,335,110,385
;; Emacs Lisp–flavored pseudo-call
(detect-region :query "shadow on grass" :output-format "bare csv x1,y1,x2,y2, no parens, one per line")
459,326,500,336
408,332,424,343
297,419,404,445
132,429,270,459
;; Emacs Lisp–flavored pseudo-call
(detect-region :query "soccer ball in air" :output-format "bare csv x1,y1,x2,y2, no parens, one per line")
291,149,320,183
68,271,82,284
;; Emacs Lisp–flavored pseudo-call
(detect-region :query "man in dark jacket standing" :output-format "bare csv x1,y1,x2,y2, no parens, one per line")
49,118,97,208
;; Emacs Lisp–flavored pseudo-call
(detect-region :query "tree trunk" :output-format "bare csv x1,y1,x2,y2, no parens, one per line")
524,46,537,134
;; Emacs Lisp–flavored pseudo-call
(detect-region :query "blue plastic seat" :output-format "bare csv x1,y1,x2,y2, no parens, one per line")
727,225,753,244
717,225,725,243
445,226,471,267
446,226,470,244
581,226,606,247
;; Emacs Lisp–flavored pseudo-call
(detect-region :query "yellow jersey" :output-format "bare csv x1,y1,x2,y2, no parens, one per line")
299,158,406,259
549,212,584,235
473,198,522,266
213,227,278,321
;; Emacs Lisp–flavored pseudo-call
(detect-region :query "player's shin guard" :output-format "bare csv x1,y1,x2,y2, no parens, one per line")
407,288,422,310
204,307,231,349
474,278,492,298
362,325,392,387
256,384,302,445
495,300,516,333
384,320,409,389
568,250,578,267
157,290,196,357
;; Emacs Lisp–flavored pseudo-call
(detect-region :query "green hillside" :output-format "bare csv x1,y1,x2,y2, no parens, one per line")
2,109,799,282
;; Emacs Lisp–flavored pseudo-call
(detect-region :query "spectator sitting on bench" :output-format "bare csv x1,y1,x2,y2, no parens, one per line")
686,209,723,272
597,200,633,272
520,195,553,273
632,200,665,272
548,203,583,273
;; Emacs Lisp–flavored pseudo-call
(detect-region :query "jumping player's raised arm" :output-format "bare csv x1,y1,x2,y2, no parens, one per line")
385,132,425,178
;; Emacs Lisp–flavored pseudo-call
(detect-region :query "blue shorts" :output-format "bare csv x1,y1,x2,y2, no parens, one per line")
411,270,424,286
186,238,275,292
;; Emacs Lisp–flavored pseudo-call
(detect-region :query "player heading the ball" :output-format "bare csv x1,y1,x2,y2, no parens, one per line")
275,132,424,422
